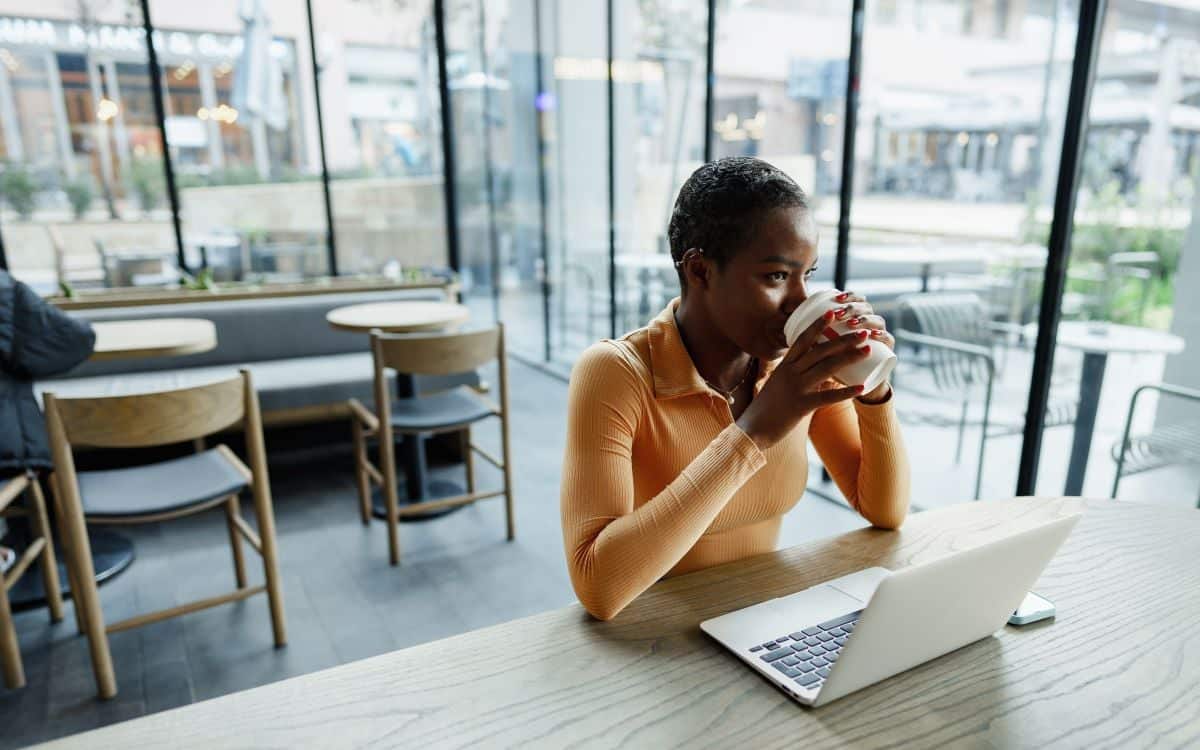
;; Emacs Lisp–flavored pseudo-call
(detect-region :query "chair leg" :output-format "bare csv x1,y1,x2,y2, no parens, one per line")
500,420,515,543
26,477,64,623
383,460,402,566
0,586,23,689
224,495,248,589
954,398,969,465
461,428,475,494
351,418,372,525
248,480,287,648
51,478,116,698
49,477,84,634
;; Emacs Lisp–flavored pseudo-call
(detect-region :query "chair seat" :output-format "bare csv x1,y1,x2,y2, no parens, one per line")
389,386,497,432
78,449,249,520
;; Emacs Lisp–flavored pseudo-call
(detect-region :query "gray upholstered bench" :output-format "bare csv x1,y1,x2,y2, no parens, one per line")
38,288,478,426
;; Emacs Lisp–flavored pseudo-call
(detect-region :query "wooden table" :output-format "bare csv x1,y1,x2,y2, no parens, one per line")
90,318,218,361
326,301,470,334
326,301,471,513
44,497,1200,749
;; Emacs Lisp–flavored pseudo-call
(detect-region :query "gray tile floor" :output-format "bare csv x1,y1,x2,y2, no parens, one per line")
0,359,868,749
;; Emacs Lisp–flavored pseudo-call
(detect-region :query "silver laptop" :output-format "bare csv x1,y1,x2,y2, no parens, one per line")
701,513,1080,707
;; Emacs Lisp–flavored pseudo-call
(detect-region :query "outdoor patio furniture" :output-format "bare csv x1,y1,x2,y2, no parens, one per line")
893,292,1078,499
1111,381,1200,506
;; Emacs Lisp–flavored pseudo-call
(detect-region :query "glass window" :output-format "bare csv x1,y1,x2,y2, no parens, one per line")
311,0,449,281
151,0,329,283
0,9,175,294
852,0,1079,507
1038,3,1200,508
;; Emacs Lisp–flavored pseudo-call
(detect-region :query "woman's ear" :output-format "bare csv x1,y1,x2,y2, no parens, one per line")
679,248,712,291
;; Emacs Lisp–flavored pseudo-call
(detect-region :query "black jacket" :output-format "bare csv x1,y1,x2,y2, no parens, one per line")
0,271,95,476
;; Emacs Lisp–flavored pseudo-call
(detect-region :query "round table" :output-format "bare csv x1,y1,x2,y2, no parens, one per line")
326,301,471,521
326,301,470,334
1027,321,1185,495
11,317,219,610
91,318,218,361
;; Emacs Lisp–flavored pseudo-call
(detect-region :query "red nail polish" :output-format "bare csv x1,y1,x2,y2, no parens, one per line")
849,317,861,326
836,293,849,301
857,330,869,339
823,310,834,321
871,330,885,338
854,384,865,392
858,344,871,353
834,308,848,319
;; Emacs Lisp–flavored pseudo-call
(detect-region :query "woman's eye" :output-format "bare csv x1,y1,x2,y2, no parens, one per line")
804,267,818,279
767,271,788,282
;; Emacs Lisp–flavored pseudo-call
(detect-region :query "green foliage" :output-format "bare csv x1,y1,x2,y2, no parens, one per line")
0,162,38,219
129,158,165,212
64,176,95,219
179,267,218,292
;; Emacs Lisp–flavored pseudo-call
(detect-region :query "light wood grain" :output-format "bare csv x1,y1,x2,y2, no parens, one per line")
90,318,217,361
372,326,500,376
325,301,470,333
44,376,245,449
37,497,1200,749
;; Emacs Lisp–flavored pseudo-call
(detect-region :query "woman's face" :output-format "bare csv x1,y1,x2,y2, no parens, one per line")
701,206,820,361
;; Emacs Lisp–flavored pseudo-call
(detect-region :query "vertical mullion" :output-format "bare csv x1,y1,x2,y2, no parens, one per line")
703,0,716,163
434,0,462,273
478,0,500,322
606,0,616,339
1016,0,1108,496
305,0,338,276
138,0,185,274
533,0,552,362
834,0,864,292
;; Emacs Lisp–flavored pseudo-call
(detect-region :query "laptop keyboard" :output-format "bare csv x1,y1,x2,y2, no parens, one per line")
748,610,861,691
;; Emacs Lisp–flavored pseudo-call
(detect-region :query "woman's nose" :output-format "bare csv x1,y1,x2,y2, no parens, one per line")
781,287,809,317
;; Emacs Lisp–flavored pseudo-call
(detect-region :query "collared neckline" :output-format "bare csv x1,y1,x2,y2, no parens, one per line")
645,298,781,400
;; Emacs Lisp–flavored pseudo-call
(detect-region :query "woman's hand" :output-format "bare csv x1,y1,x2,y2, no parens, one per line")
735,310,873,452
829,290,894,403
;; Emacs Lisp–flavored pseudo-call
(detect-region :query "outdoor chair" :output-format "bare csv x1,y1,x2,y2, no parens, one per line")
893,293,1078,499
1112,382,1200,506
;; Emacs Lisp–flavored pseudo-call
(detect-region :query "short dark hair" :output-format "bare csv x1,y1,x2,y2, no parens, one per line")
668,157,810,285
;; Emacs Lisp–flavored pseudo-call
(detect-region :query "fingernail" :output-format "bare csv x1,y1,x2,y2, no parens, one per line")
854,384,865,392
823,310,834,321
836,292,849,301
858,344,871,354
870,330,886,338
848,317,861,326
856,330,869,339
834,308,848,319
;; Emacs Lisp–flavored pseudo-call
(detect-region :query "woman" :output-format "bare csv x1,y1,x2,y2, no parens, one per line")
560,157,910,621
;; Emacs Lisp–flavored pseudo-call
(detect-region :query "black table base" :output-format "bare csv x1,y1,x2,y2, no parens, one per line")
8,529,135,611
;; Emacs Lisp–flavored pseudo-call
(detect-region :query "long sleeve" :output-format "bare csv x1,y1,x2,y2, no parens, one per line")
809,389,910,529
560,343,766,621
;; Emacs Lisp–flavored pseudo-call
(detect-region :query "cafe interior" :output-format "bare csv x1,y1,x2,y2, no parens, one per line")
1,0,1198,747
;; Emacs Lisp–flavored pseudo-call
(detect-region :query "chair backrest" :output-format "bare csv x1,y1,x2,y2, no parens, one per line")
43,373,247,449
897,293,992,392
371,325,503,377
898,292,990,345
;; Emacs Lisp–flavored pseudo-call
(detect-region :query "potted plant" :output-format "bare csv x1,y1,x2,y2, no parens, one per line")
64,176,94,219
0,162,37,219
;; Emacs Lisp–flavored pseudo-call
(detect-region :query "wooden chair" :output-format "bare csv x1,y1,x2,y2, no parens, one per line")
349,325,514,565
42,371,286,699
0,473,65,690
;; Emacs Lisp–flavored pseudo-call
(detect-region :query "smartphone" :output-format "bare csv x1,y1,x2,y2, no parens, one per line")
1008,591,1055,626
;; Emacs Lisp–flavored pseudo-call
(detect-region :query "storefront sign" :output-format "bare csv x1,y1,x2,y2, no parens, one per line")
0,16,289,62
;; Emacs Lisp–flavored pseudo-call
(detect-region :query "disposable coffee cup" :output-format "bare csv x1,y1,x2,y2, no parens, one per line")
783,288,897,394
